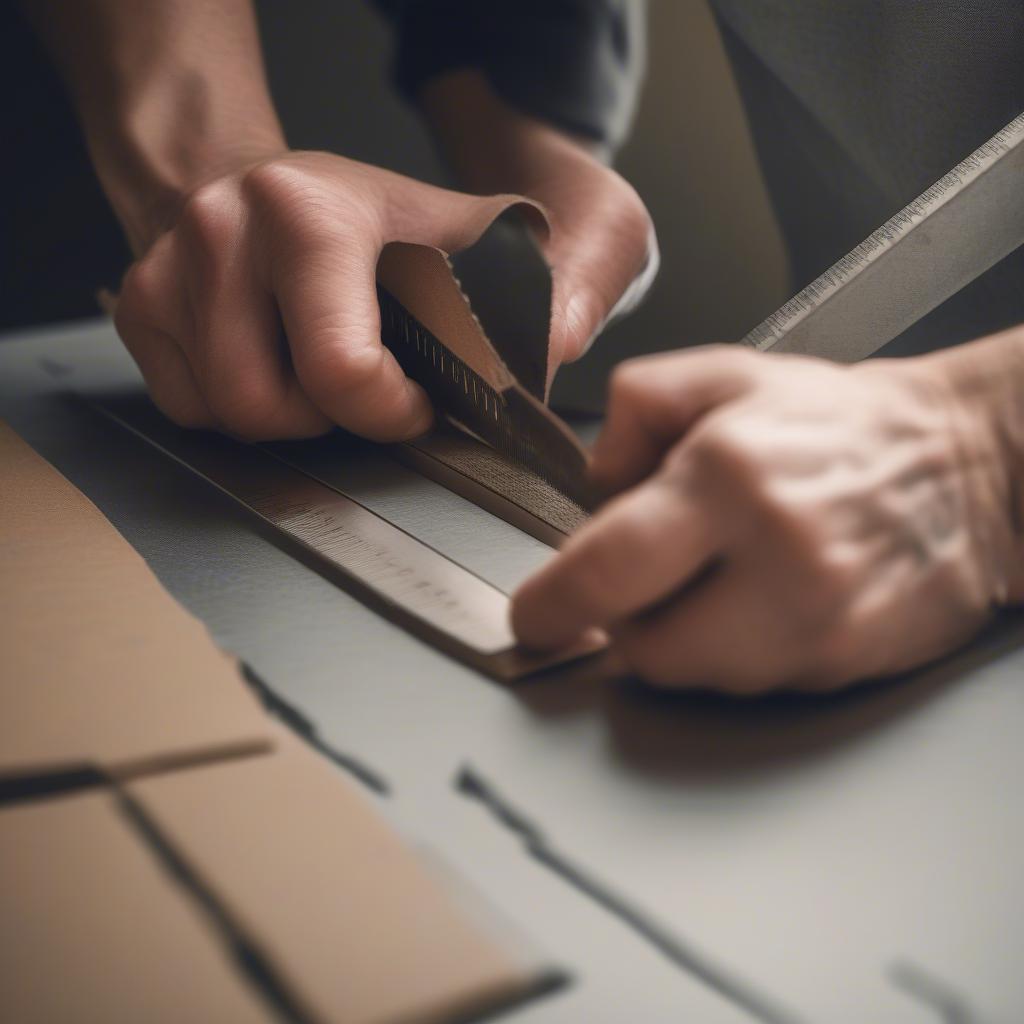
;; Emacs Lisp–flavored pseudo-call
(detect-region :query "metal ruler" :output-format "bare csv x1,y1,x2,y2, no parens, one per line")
742,113,1024,359
92,395,604,682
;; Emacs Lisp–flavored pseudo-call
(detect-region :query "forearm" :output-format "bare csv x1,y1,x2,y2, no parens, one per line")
23,0,285,252
930,325,1024,601
419,70,604,196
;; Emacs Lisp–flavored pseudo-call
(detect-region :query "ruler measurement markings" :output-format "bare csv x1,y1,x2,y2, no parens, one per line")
233,486,503,648
92,397,546,662
743,113,1024,357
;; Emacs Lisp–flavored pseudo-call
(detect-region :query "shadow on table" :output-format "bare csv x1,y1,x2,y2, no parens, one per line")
516,611,1024,782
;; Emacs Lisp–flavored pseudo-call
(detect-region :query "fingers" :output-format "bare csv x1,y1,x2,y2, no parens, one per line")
510,471,719,649
116,319,215,430
262,178,545,439
189,289,332,441
180,212,332,440
115,246,216,430
273,235,434,441
611,565,790,694
544,175,655,377
591,347,759,495
116,155,556,443
177,169,430,441
610,561,864,694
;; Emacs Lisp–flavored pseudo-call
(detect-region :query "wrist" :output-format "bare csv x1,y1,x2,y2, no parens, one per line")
925,329,1024,602
25,0,288,255
92,91,286,254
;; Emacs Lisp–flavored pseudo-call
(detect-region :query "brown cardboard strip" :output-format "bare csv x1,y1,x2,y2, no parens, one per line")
0,791,275,1024
128,728,560,1024
0,420,271,789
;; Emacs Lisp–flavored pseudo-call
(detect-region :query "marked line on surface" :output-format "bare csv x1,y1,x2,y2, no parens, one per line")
455,765,805,1024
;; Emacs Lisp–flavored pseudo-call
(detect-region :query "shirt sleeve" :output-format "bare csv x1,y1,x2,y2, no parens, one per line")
372,0,646,151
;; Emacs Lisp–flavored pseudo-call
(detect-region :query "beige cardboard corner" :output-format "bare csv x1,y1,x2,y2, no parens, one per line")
0,790,275,1024
0,420,272,786
127,727,550,1024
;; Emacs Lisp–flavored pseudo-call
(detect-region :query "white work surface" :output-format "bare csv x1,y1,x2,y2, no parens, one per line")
2,318,1022,1024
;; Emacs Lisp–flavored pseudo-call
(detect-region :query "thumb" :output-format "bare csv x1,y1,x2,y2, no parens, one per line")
546,205,658,380
591,346,759,496
274,230,434,442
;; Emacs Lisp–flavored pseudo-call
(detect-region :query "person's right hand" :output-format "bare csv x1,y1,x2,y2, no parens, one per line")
114,151,522,441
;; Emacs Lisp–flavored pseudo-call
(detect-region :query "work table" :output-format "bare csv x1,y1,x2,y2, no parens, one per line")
2,317,1021,1023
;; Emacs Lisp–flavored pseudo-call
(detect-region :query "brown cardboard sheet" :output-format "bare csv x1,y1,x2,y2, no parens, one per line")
128,728,550,1024
0,420,271,786
0,790,274,1024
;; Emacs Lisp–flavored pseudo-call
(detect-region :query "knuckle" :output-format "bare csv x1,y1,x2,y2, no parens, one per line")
179,181,239,254
241,159,294,198
690,419,755,483
609,358,658,407
695,343,762,377
242,159,379,244
117,258,163,321
689,420,790,519
788,521,856,612
241,159,317,209
296,331,386,400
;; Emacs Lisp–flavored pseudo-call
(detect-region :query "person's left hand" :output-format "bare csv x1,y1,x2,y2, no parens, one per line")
511,345,1022,693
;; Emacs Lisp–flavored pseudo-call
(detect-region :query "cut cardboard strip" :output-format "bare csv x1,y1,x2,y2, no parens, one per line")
0,420,271,791
128,728,563,1024
0,791,275,1024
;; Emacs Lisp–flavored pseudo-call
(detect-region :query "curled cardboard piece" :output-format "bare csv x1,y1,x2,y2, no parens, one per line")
0,790,274,1023
127,727,562,1024
376,197,595,514
379,198,551,399
0,420,271,793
